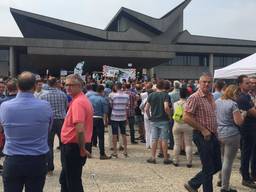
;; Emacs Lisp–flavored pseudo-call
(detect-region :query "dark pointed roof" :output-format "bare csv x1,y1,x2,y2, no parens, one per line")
105,0,191,32
10,8,151,42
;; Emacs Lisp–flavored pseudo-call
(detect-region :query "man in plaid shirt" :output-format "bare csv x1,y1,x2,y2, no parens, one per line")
183,73,221,192
39,77,68,175
125,83,138,144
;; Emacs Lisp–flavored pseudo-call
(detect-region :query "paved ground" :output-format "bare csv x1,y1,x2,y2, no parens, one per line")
0,134,255,192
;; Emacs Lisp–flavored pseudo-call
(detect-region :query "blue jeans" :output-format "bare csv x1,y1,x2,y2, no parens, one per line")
151,121,169,141
188,131,222,192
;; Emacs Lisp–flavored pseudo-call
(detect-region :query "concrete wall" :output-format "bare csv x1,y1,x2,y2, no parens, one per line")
154,64,209,79
118,17,156,38
0,62,9,76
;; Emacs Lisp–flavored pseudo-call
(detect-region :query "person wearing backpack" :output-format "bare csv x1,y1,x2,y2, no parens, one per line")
172,87,193,168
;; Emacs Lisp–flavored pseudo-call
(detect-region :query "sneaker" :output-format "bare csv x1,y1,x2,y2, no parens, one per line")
217,180,222,187
119,146,124,151
163,159,172,165
168,146,173,150
184,182,198,192
186,164,192,168
180,150,186,156
47,171,53,176
242,180,256,189
135,136,143,140
157,153,164,158
111,153,118,158
147,158,156,164
131,141,138,144
173,162,179,167
220,188,237,192
100,154,112,160
123,153,128,158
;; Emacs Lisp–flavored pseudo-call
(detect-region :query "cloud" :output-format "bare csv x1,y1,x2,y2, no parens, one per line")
0,0,256,41
185,0,256,40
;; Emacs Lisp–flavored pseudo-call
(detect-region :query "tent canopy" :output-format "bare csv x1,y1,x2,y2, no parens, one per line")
214,53,256,79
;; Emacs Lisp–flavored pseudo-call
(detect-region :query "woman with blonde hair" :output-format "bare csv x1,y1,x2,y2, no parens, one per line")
216,84,246,192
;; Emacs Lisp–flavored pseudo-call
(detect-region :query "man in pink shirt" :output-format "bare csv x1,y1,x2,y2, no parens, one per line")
60,74,93,192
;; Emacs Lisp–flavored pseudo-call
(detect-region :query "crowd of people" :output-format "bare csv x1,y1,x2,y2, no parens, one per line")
0,71,255,192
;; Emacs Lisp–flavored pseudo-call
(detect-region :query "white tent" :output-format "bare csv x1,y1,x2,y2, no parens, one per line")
214,53,256,79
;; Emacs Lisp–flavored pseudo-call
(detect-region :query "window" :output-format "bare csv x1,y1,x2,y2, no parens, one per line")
213,56,243,68
0,49,9,62
168,55,208,66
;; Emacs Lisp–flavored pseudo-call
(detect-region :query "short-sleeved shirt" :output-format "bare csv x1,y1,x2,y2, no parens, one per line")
125,90,137,117
213,91,222,101
110,91,129,121
147,91,170,122
88,93,108,117
185,88,217,134
61,92,93,144
237,92,256,132
215,99,240,138
169,89,180,105
39,87,68,119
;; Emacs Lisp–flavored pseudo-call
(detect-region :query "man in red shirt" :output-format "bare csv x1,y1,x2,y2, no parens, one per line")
60,74,93,192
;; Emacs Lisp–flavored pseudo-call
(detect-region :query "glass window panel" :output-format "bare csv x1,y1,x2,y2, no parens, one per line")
0,49,9,61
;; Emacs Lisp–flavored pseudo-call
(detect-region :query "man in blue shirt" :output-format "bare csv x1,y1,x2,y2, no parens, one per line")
88,84,111,159
237,75,256,189
0,71,53,192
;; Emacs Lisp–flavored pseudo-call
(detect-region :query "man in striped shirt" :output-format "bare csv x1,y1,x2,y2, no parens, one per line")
110,82,129,157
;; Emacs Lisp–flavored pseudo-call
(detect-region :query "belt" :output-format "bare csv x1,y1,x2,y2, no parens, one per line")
93,116,103,119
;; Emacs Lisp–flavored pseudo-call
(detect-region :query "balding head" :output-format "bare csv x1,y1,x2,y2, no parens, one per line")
17,71,36,92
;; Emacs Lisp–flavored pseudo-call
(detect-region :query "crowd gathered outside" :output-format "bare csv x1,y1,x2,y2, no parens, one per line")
0,71,255,192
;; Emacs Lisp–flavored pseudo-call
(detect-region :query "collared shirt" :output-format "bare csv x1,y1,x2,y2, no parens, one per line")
0,94,6,104
125,90,136,117
88,93,108,117
61,92,93,144
0,94,17,105
212,91,222,101
0,92,53,156
237,92,256,132
110,91,129,121
185,88,217,134
39,87,68,119
34,90,47,99
86,90,97,98
0,94,6,99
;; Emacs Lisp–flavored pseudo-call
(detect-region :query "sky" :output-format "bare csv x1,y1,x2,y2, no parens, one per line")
0,0,256,40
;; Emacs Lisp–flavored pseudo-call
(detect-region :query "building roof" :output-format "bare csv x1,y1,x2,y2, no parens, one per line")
9,0,256,48
175,30,256,47
105,0,191,33
10,8,151,42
